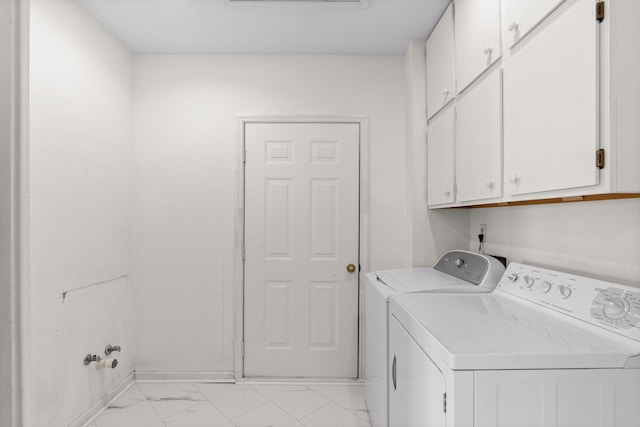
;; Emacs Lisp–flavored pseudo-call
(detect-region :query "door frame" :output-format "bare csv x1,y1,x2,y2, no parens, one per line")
1,0,29,425
234,115,370,380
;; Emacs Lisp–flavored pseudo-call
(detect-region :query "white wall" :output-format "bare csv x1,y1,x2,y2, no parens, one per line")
133,55,407,373
405,40,470,267
0,1,18,425
29,1,133,425
470,199,640,286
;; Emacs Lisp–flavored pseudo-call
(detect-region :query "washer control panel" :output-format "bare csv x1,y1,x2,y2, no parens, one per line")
433,250,489,285
497,263,640,342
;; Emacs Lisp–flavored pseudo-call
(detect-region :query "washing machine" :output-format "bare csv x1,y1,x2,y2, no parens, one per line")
364,250,505,427
388,262,640,427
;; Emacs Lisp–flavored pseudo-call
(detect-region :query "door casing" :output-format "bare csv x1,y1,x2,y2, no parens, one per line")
234,115,370,379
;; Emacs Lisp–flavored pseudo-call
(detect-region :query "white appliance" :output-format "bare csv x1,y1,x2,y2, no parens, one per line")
389,262,640,427
364,250,505,427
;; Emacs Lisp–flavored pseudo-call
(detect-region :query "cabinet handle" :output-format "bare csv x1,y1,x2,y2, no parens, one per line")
392,354,397,391
508,174,520,184
508,21,519,31
443,190,451,198
443,87,450,96
484,45,493,55
485,179,495,189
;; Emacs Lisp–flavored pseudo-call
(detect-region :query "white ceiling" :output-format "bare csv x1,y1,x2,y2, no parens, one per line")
77,0,451,55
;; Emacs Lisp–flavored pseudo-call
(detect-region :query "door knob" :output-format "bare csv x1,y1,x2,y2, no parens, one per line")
347,264,357,273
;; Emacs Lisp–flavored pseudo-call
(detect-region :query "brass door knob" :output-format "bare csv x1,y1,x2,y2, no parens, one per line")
347,264,357,273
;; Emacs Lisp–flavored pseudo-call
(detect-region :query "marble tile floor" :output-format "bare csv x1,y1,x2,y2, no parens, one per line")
84,382,371,427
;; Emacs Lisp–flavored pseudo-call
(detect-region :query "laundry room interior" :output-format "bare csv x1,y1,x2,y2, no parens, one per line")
1,0,639,426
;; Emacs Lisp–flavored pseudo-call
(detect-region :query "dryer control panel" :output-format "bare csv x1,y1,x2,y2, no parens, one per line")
497,263,640,343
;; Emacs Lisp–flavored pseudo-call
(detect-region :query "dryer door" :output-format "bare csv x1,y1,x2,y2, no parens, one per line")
389,314,446,427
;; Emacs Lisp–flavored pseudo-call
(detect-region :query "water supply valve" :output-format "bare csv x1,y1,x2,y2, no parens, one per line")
83,354,100,366
105,344,121,356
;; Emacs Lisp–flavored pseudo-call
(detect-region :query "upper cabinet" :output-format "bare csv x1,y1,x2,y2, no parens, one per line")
456,68,503,203
426,4,455,120
425,0,640,208
454,0,502,93
505,0,566,47
504,0,598,196
427,103,456,206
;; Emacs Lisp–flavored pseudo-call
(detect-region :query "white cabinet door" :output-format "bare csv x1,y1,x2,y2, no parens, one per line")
456,68,502,203
389,315,446,427
454,0,502,93
426,4,455,119
428,104,455,206
504,0,599,196
475,369,640,427
505,0,566,47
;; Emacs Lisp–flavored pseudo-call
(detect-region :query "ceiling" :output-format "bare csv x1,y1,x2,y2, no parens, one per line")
77,0,451,55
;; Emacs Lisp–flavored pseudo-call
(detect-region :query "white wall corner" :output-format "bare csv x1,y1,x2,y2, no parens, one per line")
404,39,426,267
0,0,29,426
405,39,471,266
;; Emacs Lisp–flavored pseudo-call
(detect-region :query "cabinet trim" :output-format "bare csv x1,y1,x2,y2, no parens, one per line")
465,193,640,209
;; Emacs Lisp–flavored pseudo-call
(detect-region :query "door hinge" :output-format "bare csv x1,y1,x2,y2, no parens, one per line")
241,342,245,357
596,1,605,22
241,245,246,259
443,393,447,413
242,148,246,163
596,148,605,169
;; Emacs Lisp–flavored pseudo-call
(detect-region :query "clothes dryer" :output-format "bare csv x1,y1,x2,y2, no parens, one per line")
364,250,504,427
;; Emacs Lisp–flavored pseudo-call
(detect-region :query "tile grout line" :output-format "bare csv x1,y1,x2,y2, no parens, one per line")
192,382,254,425
188,382,237,426
306,385,372,425
154,399,203,422
151,383,209,420
136,383,170,427
248,384,316,423
298,400,333,426
231,399,273,423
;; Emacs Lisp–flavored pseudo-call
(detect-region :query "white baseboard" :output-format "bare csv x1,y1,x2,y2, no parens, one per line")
68,371,135,427
239,377,365,385
134,370,236,382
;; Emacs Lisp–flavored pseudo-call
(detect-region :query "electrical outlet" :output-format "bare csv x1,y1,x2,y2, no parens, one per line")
479,224,486,236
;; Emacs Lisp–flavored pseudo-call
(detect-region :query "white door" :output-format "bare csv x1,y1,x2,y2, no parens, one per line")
389,315,446,427
243,122,360,378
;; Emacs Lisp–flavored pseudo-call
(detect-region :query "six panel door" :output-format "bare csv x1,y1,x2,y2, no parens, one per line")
244,122,360,378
